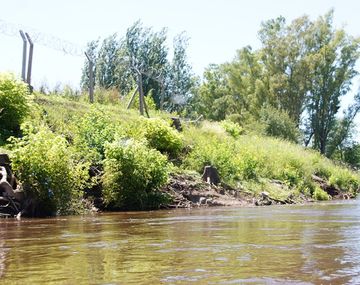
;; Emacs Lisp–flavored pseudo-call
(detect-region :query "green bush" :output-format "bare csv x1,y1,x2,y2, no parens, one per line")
128,118,183,157
329,170,360,194
10,128,91,216
0,73,30,138
102,139,169,210
237,152,260,180
221,120,244,138
313,186,330,201
260,105,300,143
74,107,118,162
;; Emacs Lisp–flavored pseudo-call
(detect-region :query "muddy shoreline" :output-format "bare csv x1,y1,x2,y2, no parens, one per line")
159,173,356,210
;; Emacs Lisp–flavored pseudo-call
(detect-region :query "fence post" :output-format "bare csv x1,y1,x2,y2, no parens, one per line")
137,73,144,116
19,30,27,82
25,32,33,89
85,52,94,103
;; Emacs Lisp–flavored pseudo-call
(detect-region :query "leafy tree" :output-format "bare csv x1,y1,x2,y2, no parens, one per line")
304,11,360,154
192,64,235,121
258,16,311,124
342,143,360,168
165,32,194,111
119,21,169,107
96,34,121,89
224,46,266,117
192,10,360,157
81,21,194,111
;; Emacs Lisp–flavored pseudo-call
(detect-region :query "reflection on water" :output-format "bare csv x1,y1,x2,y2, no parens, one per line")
1,200,360,284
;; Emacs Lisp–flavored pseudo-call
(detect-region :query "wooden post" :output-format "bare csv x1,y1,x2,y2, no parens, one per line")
138,73,144,116
85,52,94,103
25,33,33,87
19,30,27,82
160,81,165,111
143,93,150,118
126,86,139,109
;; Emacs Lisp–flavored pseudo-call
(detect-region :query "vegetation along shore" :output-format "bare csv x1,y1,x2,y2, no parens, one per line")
1,11,360,217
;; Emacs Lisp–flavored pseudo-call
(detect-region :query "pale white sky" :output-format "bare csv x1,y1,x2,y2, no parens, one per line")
1,0,359,86
1,0,360,134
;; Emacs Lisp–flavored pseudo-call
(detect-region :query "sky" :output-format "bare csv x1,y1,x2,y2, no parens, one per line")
1,0,360,133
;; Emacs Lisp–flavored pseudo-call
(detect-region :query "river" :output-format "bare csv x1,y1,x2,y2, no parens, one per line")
1,200,360,284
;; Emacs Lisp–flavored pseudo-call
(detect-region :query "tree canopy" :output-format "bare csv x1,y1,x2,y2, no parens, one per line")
81,21,194,111
81,12,360,164
190,10,360,158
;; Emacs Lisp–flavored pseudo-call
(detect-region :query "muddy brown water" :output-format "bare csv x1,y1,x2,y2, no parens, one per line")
0,200,360,285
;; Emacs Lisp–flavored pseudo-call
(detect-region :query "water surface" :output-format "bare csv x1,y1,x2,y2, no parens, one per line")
1,200,360,284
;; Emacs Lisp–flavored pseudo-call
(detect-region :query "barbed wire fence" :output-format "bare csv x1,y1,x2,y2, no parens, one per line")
0,19,96,100
0,19,85,57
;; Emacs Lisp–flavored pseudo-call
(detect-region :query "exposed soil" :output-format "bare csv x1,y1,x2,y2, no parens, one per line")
159,172,358,209
160,173,255,209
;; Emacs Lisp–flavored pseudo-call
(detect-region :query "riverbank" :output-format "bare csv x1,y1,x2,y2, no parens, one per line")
1,88,360,217
158,172,357,210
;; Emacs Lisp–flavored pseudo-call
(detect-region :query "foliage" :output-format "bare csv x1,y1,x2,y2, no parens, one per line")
312,186,330,201
190,10,360,160
96,34,121,89
221,120,244,138
165,32,195,112
74,107,118,162
93,88,121,105
0,73,30,138
260,105,300,142
183,131,240,184
80,21,194,112
102,139,169,210
10,128,91,216
190,64,234,121
329,169,359,194
341,143,360,168
3,92,359,215
304,11,360,154
183,123,360,196
127,118,183,157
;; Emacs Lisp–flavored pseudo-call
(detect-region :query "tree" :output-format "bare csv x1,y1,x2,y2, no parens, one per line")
326,91,360,157
258,16,311,125
119,21,169,108
304,11,360,154
165,32,194,112
192,64,235,121
81,21,194,112
95,34,121,89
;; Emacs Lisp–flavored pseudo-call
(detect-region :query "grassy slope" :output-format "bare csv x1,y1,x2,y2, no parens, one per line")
11,93,360,202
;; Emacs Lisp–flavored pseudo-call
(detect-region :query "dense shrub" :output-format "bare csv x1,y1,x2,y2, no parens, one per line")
74,107,118,162
221,120,244,138
102,139,169,210
260,105,300,142
0,73,29,138
183,134,239,184
237,152,260,180
313,186,330,201
10,128,91,216
329,170,360,194
127,118,183,157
